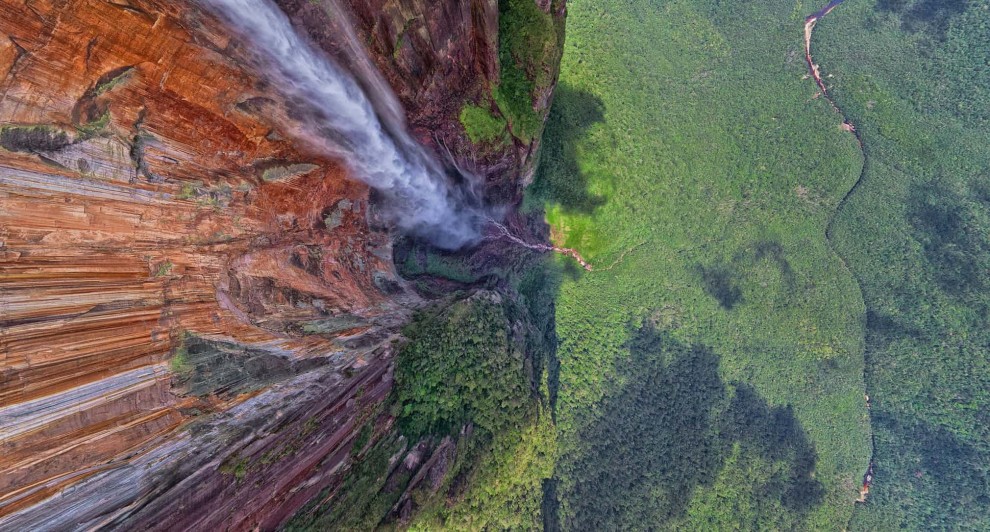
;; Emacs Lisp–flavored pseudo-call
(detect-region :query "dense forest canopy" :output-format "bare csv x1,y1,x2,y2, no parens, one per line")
818,0,990,528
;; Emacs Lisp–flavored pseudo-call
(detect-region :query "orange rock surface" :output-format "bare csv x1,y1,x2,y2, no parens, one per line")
0,0,409,526
0,0,565,527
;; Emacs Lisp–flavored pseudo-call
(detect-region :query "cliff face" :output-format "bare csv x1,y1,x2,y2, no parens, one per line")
277,0,565,203
0,0,563,529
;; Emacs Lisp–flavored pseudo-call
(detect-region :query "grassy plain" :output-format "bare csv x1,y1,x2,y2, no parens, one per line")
529,0,872,528
815,1,990,529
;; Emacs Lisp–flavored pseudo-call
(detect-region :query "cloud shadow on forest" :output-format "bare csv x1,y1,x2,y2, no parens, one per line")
875,0,967,39
559,324,824,529
530,83,607,215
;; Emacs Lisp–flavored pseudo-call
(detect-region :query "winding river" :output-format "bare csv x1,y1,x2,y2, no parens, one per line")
803,0,877,505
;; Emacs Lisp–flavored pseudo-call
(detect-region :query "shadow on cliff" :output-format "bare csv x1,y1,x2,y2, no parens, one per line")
556,324,824,529
393,85,604,296
390,84,605,529
529,83,607,214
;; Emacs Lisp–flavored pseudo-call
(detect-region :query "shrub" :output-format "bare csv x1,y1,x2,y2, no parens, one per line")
459,104,507,145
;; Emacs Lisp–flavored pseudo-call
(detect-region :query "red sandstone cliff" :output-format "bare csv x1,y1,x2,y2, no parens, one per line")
0,0,564,529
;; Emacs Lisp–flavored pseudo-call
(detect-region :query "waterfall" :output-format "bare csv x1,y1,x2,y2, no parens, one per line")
199,0,482,249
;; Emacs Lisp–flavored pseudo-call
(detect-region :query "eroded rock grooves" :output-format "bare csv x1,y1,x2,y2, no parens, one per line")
0,0,564,528
0,1,407,526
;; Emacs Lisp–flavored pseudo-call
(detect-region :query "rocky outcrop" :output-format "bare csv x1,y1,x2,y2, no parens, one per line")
0,0,564,528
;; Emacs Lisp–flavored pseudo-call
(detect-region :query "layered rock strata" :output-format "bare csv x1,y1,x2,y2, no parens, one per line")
0,0,563,528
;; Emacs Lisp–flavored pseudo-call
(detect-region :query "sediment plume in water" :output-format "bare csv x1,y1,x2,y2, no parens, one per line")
200,0,482,249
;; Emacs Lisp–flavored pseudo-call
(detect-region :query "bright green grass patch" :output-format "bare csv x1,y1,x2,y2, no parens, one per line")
168,345,190,375
459,104,508,145
154,260,173,277
533,0,871,528
814,1,990,529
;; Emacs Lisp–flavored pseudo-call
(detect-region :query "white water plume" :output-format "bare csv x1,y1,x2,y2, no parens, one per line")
200,0,482,249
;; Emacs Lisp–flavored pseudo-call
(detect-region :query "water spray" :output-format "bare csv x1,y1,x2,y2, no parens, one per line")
201,0,594,268
199,0,482,250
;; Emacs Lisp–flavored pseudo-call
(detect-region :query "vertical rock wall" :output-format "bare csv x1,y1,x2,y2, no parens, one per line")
0,0,565,528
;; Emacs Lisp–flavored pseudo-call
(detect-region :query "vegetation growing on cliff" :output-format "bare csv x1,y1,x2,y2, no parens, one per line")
531,0,870,528
288,251,561,530
459,104,508,145
409,407,557,531
167,333,306,398
0,125,71,152
494,0,565,143
281,0,990,529
815,1,990,528
394,295,528,438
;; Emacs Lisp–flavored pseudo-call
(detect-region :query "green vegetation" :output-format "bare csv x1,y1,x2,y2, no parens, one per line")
530,0,871,528
493,0,565,142
176,182,198,200
168,334,300,398
523,84,605,215
399,246,480,286
350,422,374,457
171,181,233,210
75,110,111,137
396,288,559,531
814,1,990,528
168,342,191,375
289,1,990,529
409,408,557,531
286,433,409,531
394,295,528,438
563,325,825,529
219,454,250,479
154,260,173,277
458,103,508,145
288,267,561,530
91,66,133,96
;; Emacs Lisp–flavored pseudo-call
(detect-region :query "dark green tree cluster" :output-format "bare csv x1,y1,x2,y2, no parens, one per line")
909,179,990,299
394,295,530,439
559,326,824,529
